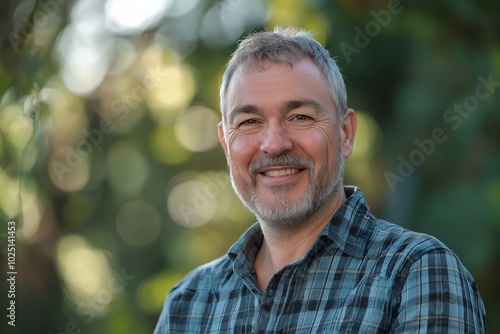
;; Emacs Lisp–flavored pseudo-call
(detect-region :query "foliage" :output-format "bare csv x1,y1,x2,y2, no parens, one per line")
0,0,499,332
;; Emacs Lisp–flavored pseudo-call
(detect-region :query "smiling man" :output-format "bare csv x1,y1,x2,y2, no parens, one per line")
154,27,486,333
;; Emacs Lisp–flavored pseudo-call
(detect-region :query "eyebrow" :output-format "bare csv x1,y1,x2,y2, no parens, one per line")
284,99,323,113
228,104,260,120
228,99,323,121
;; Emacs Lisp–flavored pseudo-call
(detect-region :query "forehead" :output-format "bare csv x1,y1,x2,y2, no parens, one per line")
225,58,331,112
231,57,325,85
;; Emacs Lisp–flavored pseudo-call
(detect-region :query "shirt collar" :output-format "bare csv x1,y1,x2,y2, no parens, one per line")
228,222,263,277
227,186,375,275
319,186,374,259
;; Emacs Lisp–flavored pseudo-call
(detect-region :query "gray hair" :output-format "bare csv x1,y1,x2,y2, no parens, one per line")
219,27,348,123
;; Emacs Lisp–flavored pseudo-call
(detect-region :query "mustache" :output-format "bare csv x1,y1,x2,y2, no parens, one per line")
248,154,314,176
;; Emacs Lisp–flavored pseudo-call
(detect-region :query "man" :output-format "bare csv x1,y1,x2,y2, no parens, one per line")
155,27,486,333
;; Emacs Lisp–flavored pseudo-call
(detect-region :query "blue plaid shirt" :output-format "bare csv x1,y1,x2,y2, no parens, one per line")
155,187,486,333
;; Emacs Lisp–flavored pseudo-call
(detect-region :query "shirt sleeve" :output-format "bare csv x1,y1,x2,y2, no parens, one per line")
392,247,486,333
153,297,171,334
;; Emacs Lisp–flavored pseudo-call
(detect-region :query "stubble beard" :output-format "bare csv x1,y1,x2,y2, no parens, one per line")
229,147,345,230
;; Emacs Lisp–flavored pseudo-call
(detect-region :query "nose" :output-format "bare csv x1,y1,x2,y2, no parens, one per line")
259,123,293,156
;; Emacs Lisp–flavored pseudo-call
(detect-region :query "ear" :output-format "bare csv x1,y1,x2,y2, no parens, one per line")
218,121,229,159
340,108,357,159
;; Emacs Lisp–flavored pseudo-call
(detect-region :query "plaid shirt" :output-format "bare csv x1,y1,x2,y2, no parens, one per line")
155,187,486,333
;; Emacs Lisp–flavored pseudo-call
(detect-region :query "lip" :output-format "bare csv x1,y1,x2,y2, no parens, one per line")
256,166,306,185
257,165,305,173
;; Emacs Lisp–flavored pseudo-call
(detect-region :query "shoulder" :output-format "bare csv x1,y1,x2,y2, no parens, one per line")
373,219,447,254
376,221,487,332
168,254,233,300
154,255,234,333
366,218,468,277
332,187,452,264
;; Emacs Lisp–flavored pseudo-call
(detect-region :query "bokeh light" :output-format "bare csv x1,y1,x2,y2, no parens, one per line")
199,0,268,47
54,0,116,96
107,38,137,76
149,124,191,165
116,200,162,247
350,111,383,160
0,173,37,220
146,63,197,123
167,171,233,228
62,46,108,96
43,82,88,146
167,179,217,228
0,173,20,218
105,0,171,34
0,129,3,159
0,104,33,151
107,142,149,196
174,105,220,152
266,0,302,29
344,111,385,208
49,154,91,192
135,270,187,313
164,0,200,18
19,198,43,242
56,235,114,305
2,0,499,332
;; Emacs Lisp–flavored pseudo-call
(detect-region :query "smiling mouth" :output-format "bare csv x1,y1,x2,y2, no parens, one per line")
263,168,301,177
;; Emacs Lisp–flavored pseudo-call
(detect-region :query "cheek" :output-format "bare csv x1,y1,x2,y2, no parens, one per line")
227,134,258,170
295,129,338,168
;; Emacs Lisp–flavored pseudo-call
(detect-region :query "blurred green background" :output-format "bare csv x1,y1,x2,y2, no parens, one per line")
0,0,499,333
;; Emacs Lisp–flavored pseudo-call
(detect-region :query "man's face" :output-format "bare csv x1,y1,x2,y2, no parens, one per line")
219,58,354,228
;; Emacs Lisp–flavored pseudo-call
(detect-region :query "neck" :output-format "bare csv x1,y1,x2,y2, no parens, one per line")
254,189,346,291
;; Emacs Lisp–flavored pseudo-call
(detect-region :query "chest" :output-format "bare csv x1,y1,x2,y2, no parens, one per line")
173,266,396,333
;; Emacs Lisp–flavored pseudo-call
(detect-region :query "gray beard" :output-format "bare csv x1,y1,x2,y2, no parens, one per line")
230,147,345,229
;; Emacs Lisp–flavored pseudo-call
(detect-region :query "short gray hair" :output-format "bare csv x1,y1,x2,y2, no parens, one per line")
219,27,347,122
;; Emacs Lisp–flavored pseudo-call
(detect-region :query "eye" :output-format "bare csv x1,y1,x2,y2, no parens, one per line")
240,119,258,126
293,114,312,121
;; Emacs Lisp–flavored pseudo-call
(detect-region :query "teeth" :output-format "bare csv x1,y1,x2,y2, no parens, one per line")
264,169,299,177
